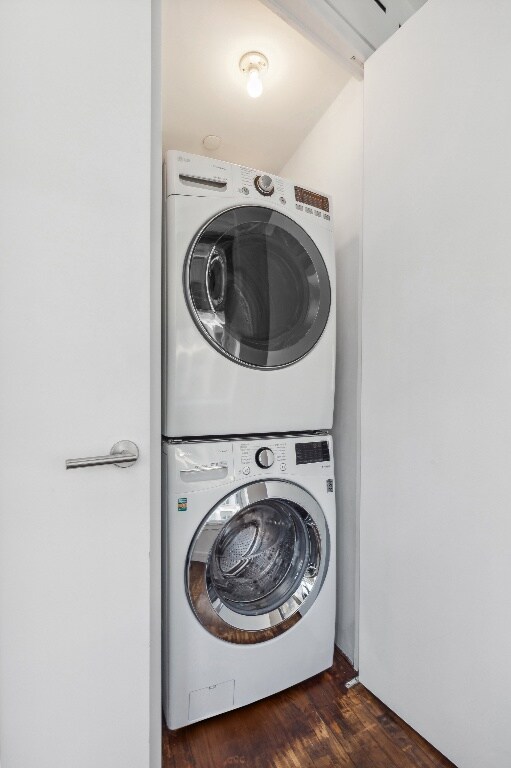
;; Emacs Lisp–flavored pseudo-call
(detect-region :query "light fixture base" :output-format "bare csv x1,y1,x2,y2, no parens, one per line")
239,51,269,75
202,135,222,151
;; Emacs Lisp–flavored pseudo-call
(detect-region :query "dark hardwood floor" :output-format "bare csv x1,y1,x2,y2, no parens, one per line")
163,650,456,768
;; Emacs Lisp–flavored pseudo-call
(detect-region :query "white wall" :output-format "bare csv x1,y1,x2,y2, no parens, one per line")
361,2,511,766
281,78,363,665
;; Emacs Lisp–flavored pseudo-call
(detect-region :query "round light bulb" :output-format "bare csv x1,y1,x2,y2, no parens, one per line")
247,67,263,98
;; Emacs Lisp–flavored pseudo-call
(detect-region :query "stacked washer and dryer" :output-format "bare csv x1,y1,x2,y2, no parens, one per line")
162,150,337,729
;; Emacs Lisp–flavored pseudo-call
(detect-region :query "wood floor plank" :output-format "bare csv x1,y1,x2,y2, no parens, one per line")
271,687,361,768
293,655,400,767
354,687,455,768
342,689,437,768
163,650,457,768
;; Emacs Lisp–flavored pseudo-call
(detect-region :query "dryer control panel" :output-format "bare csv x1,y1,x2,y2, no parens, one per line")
234,165,332,228
166,150,333,230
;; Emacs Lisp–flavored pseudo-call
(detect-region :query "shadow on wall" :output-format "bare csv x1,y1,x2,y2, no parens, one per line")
279,78,364,666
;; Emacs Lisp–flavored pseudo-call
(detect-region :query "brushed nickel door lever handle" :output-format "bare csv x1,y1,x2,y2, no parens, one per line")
66,440,139,469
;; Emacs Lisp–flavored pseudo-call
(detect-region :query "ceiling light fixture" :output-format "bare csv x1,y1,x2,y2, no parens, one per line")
239,51,268,99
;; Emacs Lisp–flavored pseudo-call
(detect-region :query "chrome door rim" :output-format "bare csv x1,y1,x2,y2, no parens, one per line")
186,480,329,643
183,205,331,370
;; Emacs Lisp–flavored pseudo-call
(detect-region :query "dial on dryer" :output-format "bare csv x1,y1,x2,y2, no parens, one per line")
254,174,274,196
255,447,274,469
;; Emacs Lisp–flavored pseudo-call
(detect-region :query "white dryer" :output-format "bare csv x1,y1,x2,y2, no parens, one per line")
162,434,336,730
163,150,336,438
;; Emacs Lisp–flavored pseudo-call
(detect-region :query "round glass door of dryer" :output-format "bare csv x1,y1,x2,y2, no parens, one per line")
186,480,329,644
185,206,331,369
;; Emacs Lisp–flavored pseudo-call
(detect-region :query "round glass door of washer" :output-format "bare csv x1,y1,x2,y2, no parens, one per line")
186,480,329,644
185,206,331,369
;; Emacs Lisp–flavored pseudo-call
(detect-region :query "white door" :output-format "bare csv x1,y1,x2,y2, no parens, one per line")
361,2,511,767
0,2,161,767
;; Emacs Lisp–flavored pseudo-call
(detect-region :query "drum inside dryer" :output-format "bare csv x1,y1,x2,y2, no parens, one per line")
185,206,331,369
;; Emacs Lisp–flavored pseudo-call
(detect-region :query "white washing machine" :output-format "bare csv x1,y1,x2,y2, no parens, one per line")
162,434,336,730
163,150,336,438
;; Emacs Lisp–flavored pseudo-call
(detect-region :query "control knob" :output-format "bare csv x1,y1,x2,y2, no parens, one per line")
255,447,274,469
254,174,274,196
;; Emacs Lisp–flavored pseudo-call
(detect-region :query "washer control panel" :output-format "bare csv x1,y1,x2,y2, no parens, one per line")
168,435,333,490
238,440,288,477
234,436,332,480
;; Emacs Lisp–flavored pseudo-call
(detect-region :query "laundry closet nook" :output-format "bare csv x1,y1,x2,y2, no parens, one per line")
159,0,439,765
160,0,356,734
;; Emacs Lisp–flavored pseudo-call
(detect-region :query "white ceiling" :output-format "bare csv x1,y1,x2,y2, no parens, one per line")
162,0,352,174
260,0,428,76
313,0,429,52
